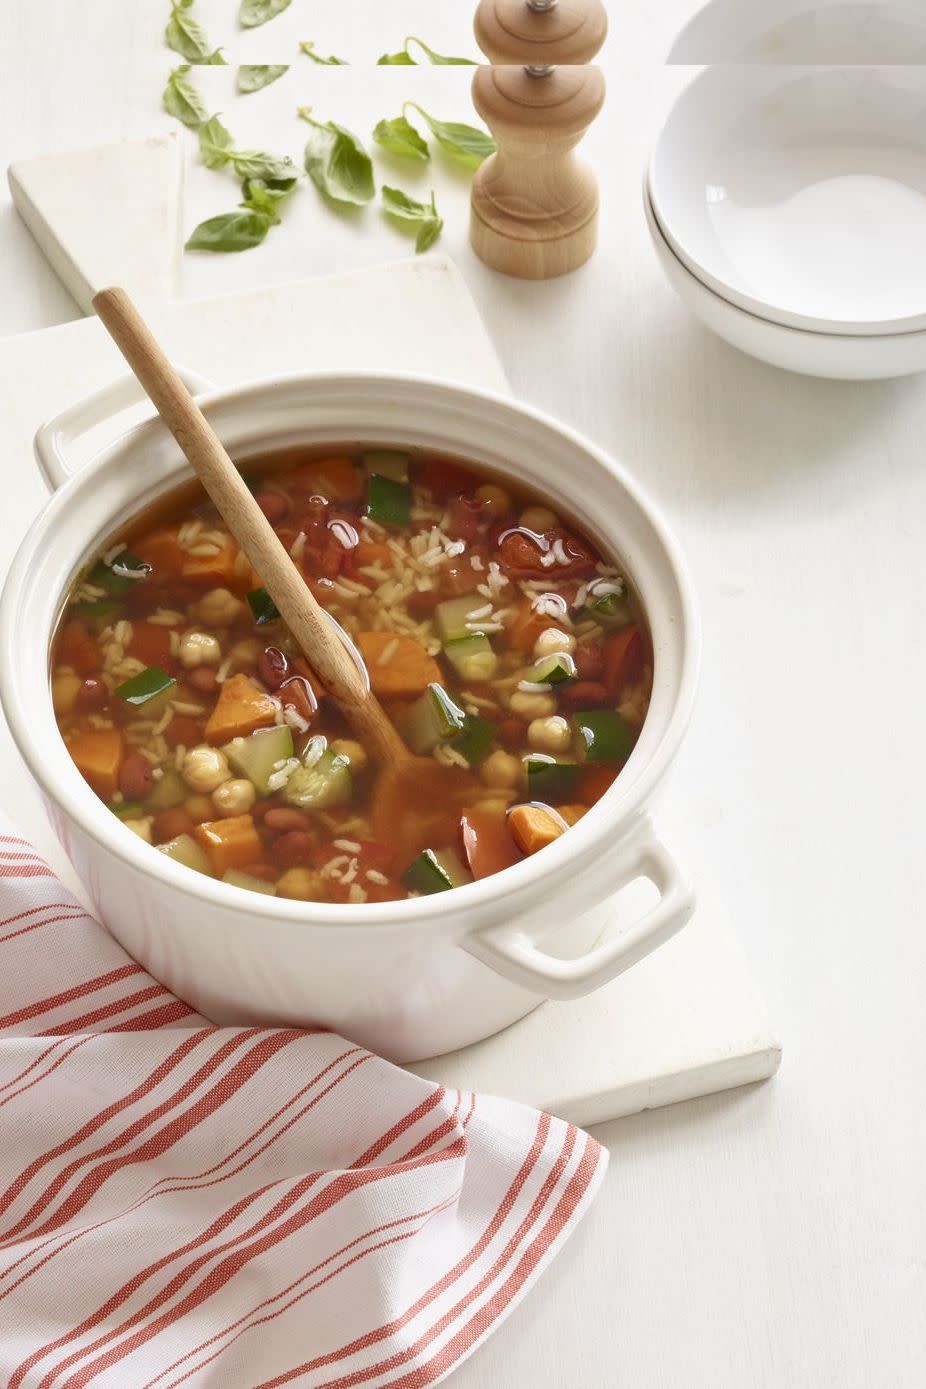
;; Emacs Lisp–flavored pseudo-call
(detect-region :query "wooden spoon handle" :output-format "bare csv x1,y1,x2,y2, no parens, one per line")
92,286,408,766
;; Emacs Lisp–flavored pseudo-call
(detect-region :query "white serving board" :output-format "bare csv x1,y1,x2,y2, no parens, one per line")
0,139,780,1124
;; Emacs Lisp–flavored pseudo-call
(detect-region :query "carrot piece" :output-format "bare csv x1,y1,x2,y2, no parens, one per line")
555,804,588,827
603,626,644,699
296,457,362,502
134,528,184,579
57,620,101,677
203,673,277,744
579,764,618,804
356,632,442,698
181,535,239,588
460,809,522,880
194,815,262,876
508,599,565,653
127,621,173,668
352,540,393,569
68,728,124,798
508,804,565,857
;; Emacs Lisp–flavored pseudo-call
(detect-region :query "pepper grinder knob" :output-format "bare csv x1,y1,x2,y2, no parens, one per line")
470,0,608,279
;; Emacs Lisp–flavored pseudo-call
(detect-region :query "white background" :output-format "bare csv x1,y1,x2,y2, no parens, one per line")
2,2,925,1386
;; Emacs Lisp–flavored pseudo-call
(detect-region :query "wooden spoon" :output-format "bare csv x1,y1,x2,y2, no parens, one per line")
92,287,475,856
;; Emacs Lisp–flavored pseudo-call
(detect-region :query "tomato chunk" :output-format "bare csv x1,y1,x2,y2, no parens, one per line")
460,809,523,881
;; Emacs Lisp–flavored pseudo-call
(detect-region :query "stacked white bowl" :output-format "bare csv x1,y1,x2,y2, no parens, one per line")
646,65,926,379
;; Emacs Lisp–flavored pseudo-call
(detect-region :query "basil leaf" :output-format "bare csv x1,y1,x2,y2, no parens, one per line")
299,110,374,206
299,40,348,65
163,65,208,128
404,36,477,65
165,4,224,64
237,64,289,93
377,50,416,65
381,186,443,254
240,178,294,224
239,0,291,28
403,104,495,170
186,209,274,253
198,114,235,169
372,115,430,162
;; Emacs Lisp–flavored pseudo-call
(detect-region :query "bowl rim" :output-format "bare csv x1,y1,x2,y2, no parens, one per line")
650,64,926,336
0,369,700,933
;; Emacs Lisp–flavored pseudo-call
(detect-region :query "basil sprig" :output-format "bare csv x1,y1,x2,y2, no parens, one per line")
378,36,476,65
237,64,289,94
186,177,296,253
299,41,348,66
239,0,291,28
298,109,375,206
165,1,225,64
372,115,429,162
403,104,495,170
163,65,208,128
198,115,298,186
382,187,443,254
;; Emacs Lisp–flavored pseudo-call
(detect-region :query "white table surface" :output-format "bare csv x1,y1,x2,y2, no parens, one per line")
2,4,924,1387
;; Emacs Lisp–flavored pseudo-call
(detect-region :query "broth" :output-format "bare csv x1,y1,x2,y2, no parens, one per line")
49,446,652,903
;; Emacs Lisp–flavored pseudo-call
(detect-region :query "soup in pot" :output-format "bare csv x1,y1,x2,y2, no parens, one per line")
50,447,652,902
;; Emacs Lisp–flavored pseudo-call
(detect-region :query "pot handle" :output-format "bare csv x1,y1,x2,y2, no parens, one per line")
34,366,215,492
462,818,695,1001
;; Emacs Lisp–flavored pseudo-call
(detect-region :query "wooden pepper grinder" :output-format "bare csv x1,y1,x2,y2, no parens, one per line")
470,0,608,279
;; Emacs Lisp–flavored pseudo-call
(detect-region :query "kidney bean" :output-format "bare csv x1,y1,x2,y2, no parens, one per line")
258,646,292,690
278,675,317,723
119,751,155,801
559,680,611,710
187,666,218,696
269,831,315,868
574,643,604,680
263,807,314,834
255,490,290,525
251,795,283,823
153,808,194,843
75,678,109,714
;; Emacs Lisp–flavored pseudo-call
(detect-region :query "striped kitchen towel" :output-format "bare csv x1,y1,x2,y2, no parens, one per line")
0,822,607,1388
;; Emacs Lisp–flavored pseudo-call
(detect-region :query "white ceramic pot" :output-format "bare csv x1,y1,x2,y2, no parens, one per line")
0,371,699,1063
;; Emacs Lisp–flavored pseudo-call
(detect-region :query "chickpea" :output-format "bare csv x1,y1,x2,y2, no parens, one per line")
179,631,222,669
519,505,559,534
480,749,522,789
211,778,256,817
181,745,231,794
330,738,368,773
509,690,557,719
52,671,83,717
123,817,153,844
533,628,576,660
474,483,511,520
184,794,215,822
193,587,242,627
528,715,572,755
276,867,327,901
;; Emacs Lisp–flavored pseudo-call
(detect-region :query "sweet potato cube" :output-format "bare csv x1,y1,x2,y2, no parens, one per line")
181,535,239,587
508,804,565,857
194,815,262,876
508,599,565,653
69,728,124,799
203,673,277,744
134,528,184,579
356,632,442,698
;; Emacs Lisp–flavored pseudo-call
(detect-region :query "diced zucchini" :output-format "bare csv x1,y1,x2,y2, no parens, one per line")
361,450,410,482
146,769,187,812
436,594,484,642
452,715,496,767
526,652,577,686
573,710,634,763
109,800,143,820
587,592,633,628
247,587,281,625
223,869,277,896
403,847,472,895
365,473,412,527
157,833,213,876
402,683,466,754
72,598,120,629
444,633,497,681
525,757,580,801
115,666,176,706
283,750,352,809
225,726,294,795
